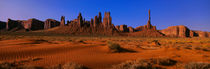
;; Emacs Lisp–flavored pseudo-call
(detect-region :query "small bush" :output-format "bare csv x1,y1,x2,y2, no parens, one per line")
49,62,88,69
62,62,87,69
107,42,123,53
112,58,177,69
185,62,210,69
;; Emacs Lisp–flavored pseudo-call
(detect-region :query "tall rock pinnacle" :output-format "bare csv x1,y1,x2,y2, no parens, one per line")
103,12,112,28
146,9,152,29
77,13,83,26
98,12,102,23
60,16,65,26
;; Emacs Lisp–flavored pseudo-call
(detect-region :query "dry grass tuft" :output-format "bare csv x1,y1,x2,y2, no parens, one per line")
112,58,177,69
185,62,210,69
49,62,88,69
107,42,135,53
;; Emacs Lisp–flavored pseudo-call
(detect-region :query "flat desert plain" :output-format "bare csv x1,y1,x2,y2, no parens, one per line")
0,34,210,69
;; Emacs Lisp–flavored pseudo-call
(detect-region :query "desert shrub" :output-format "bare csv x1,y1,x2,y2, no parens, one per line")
185,62,210,69
107,42,123,53
62,63,87,69
184,45,193,50
0,62,43,69
151,40,161,46
30,39,50,44
202,48,210,52
112,60,160,69
49,63,87,69
149,58,177,66
112,58,177,69
194,47,201,50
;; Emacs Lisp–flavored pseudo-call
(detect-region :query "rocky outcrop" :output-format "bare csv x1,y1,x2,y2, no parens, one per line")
103,12,112,28
193,31,209,37
0,21,6,30
128,30,164,37
6,19,24,31
160,25,190,37
128,27,134,32
49,12,118,35
44,19,60,29
135,10,156,31
60,16,65,26
160,25,210,38
115,25,134,32
22,19,45,31
119,25,128,32
6,18,44,31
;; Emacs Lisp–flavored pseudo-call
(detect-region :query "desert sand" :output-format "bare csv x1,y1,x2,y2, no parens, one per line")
0,35,209,69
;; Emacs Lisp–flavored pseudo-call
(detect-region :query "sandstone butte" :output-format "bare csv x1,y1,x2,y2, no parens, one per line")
0,10,210,37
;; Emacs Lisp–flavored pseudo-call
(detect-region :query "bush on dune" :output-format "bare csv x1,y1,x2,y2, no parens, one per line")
112,58,177,69
185,62,210,69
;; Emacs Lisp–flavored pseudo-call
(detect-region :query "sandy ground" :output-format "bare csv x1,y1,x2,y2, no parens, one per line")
0,37,209,69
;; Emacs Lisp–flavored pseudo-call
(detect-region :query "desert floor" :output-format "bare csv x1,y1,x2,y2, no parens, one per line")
0,33,210,69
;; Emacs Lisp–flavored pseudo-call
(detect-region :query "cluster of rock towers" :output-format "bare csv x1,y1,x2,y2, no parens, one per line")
0,10,210,37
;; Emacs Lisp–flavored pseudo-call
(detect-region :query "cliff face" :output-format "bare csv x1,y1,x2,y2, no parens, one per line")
160,25,190,37
6,18,45,31
160,25,210,37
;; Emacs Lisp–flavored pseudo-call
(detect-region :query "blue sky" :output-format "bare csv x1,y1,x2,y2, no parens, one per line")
0,0,210,31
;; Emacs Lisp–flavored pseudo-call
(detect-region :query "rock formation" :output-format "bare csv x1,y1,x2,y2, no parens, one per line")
103,12,112,28
6,18,44,31
49,12,118,35
160,25,210,38
1,10,209,38
135,10,156,31
0,21,6,30
60,16,65,26
44,19,60,29
128,27,134,32
160,25,190,37
119,25,128,32
6,19,24,31
193,31,209,37
115,25,134,33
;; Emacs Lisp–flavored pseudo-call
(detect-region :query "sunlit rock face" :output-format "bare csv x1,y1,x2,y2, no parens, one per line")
160,25,191,37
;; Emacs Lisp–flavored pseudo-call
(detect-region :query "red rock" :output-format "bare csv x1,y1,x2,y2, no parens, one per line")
77,13,83,26
6,19,24,31
193,31,209,37
94,16,98,27
119,25,128,32
60,16,65,26
135,10,156,31
0,21,6,30
44,19,60,29
160,25,190,37
98,12,102,23
47,12,119,36
103,12,112,28
115,25,120,31
128,27,134,32
6,18,44,31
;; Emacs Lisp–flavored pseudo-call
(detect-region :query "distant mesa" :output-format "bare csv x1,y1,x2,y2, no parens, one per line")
0,10,209,37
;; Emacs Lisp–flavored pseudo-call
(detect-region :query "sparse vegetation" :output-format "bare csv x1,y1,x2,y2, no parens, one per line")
107,42,123,53
185,62,210,69
112,58,177,69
